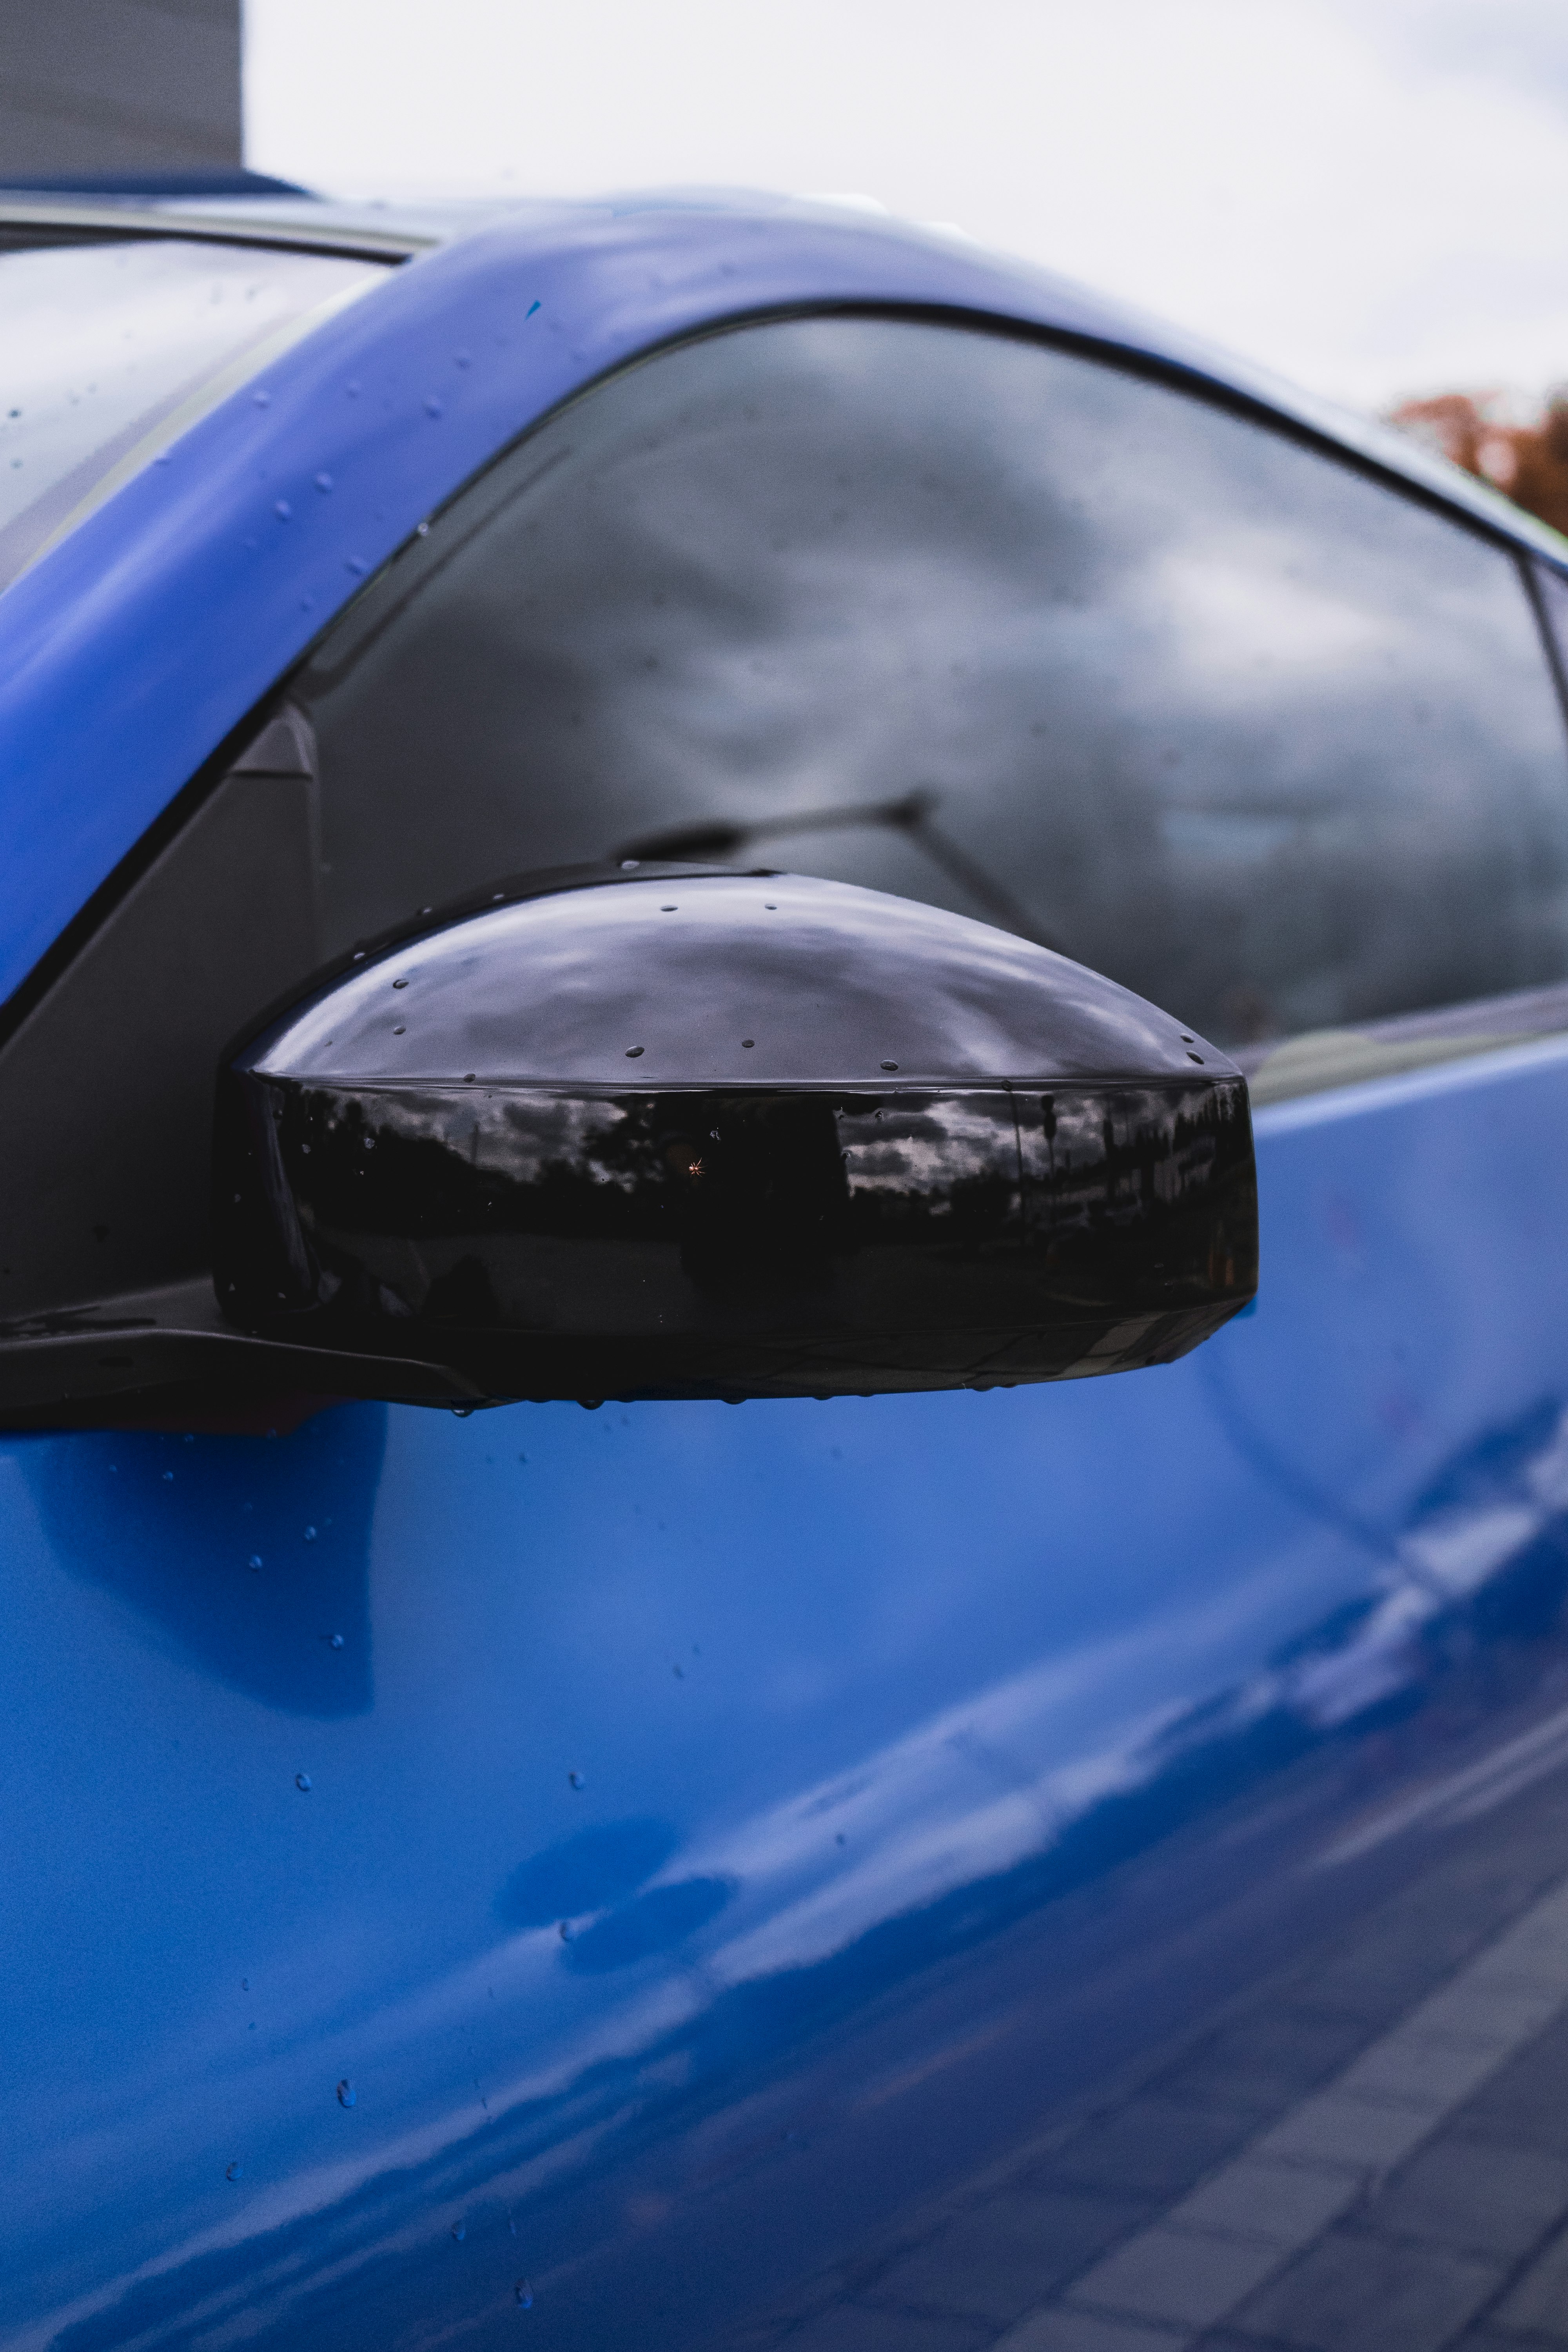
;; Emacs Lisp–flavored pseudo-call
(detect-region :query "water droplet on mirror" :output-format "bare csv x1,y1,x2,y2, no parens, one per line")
336,2078,355,2107
741,1039,754,1048
392,977,408,988
619,859,639,870
880,1061,898,1071
296,1773,312,1791
393,1025,405,1035
515,2279,534,2308
226,2160,243,2180
363,1136,376,1151
661,904,677,912
1186,1053,1204,1065
625,1046,644,1058
451,1404,475,1418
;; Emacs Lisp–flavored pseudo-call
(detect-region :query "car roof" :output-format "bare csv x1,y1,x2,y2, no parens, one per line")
2,179,1559,567
1,184,1562,1020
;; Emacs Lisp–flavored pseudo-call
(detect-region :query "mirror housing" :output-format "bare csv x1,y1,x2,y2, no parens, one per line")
213,868,1256,1404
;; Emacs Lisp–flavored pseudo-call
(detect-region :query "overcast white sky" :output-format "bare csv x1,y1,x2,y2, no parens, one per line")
244,0,1568,416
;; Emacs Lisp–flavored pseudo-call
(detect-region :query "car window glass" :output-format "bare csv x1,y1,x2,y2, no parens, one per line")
0,238,386,592
293,315,1568,1052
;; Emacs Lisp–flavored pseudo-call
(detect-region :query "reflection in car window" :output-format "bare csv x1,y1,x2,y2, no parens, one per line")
0,238,385,592
295,316,1568,1049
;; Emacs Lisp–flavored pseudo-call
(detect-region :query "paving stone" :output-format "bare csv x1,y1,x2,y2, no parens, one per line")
1412,1975,1566,2051
1252,2086,1437,2172
1066,2221,1286,2329
1043,2099,1256,2202
993,2308,1190,2352
1337,2029,1511,2112
778,2300,988,2351
1166,2154,1362,2247
1224,2227,1503,2352
1370,2136,1568,2261
1151,2008,1376,2117
1455,2017,1568,2156
1492,2216,1568,2337
865,2189,1151,2327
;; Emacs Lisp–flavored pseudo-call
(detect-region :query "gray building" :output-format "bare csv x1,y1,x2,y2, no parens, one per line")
0,0,243,181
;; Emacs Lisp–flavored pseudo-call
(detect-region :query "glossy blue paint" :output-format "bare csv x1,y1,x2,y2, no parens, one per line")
5,1042,1568,2347
0,190,1556,1015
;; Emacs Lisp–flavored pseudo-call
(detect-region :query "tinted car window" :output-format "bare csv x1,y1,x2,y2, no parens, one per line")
291,316,1568,1048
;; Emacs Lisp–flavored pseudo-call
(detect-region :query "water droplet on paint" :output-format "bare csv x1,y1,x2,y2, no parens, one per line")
274,499,291,520
424,396,444,417
252,389,270,406
515,2279,534,2308
451,2218,466,2241
741,1039,754,1048
567,1769,584,1789
330,1633,344,1649
226,2160,243,2180
296,1772,312,1792
625,1046,644,1058
249,1553,263,1570
337,2078,355,2107
304,1525,318,1541
880,1061,898,1072
314,472,333,492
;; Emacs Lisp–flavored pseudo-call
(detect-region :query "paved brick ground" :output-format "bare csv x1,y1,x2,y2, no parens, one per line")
717,1735,1568,2352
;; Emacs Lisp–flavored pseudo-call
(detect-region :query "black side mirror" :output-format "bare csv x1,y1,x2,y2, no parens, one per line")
213,868,1256,1404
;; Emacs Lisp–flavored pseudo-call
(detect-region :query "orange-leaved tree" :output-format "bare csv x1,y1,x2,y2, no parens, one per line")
1390,391,1568,537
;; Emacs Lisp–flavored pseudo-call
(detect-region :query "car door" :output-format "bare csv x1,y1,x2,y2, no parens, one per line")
11,309,1568,2352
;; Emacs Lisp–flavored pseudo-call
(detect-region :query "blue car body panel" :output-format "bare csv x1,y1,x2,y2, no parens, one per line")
8,192,1568,2348
8,1038,1568,2345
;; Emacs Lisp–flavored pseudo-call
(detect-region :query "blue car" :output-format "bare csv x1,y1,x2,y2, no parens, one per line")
7,181,1568,2352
